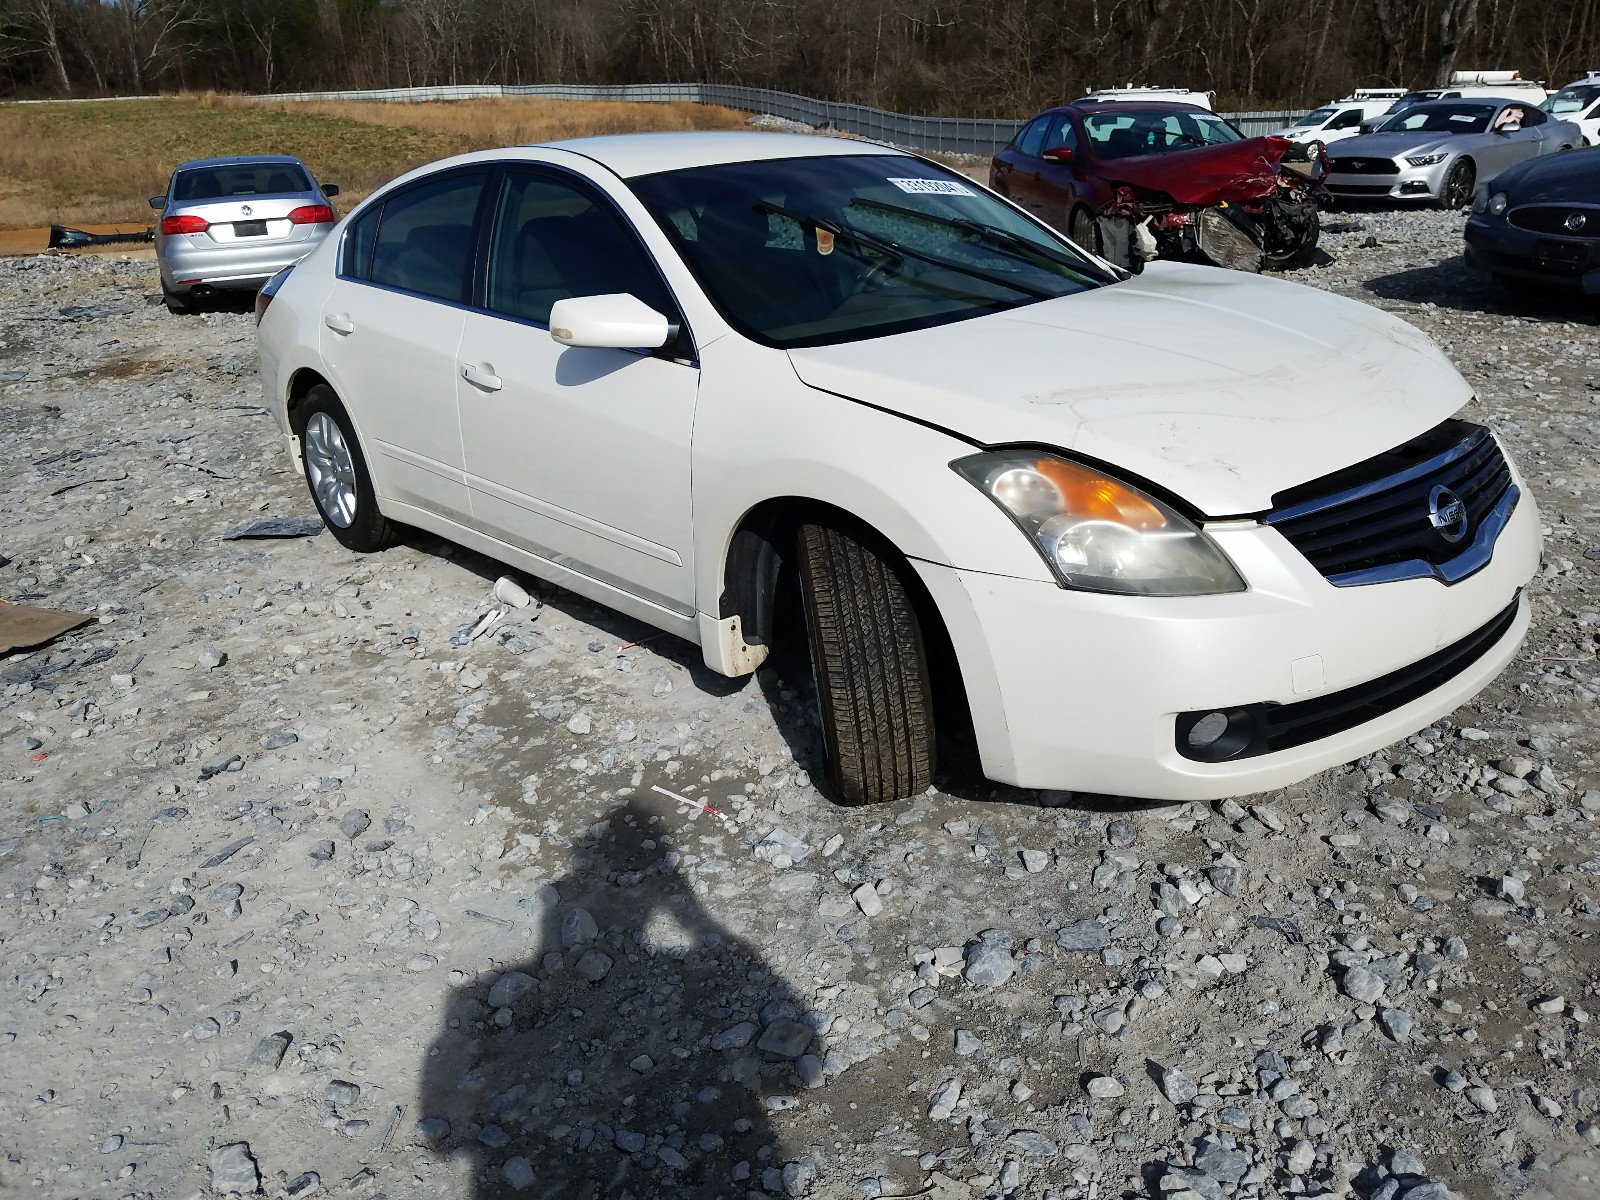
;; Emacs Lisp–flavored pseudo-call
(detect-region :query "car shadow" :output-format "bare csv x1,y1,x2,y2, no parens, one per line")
1362,256,1600,323
417,794,816,1197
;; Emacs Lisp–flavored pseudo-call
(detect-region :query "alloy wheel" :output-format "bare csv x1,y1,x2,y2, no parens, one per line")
303,411,359,528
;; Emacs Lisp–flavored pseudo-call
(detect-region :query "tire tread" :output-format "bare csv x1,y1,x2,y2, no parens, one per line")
798,521,934,805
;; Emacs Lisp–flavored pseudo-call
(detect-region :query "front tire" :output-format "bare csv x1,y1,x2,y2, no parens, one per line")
1069,205,1102,257
796,520,935,806
294,385,401,553
1436,159,1475,210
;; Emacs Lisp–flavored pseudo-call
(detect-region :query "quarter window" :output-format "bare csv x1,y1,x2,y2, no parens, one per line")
486,170,676,327
367,170,487,303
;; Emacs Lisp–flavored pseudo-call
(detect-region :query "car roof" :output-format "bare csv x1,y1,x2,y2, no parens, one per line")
534,131,902,178
173,155,307,172
1402,96,1517,109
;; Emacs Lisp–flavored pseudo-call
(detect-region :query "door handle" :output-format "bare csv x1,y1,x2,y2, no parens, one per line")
461,362,502,392
324,313,354,334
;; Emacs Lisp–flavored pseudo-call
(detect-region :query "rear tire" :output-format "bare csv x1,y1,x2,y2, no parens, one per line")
796,520,935,806
1436,159,1475,210
293,384,401,553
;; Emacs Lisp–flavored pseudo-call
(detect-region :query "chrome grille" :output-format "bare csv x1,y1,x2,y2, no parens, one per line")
1266,420,1517,586
1509,205,1600,239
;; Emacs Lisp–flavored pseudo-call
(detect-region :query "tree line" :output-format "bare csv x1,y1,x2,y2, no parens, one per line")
2,0,1596,115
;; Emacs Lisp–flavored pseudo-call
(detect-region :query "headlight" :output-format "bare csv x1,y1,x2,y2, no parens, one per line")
1405,153,1449,167
1487,191,1508,216
951,451,1247,596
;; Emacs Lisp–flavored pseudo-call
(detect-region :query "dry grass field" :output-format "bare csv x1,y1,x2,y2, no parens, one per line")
0,94,748,230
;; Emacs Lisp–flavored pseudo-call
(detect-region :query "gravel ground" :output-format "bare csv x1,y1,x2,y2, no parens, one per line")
1,211,1597,1200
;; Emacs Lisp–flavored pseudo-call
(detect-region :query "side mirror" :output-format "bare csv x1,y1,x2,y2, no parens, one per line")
322,184,340,197
1042,145,1075,163
549,294,671,350
148,196,165,210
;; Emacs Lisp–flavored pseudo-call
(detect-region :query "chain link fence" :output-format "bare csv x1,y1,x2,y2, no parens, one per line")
258,82,1308,156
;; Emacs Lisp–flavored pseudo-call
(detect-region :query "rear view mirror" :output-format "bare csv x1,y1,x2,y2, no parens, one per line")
1042,145,1075,163
148,196,164,210
549,294,671,350
323,184,340,197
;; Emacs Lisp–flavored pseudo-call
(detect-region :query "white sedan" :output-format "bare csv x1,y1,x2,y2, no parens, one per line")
256,132,1540,805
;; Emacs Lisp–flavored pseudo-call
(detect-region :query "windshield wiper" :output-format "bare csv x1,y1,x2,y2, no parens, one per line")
848,197,1113,281
753,200,1055,300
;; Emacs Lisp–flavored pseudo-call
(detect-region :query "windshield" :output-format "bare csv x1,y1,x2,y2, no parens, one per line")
628,155,1108,349
1293,107,1338,128
173,163,311,201
1543,84,1600,115
1081,109,1243,159
1377,102,1495,134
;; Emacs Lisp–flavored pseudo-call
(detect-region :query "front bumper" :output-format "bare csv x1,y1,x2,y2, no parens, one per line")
157,229,328,292
915,487,1541,800
1325,158,1445,201
1464,217,1600,293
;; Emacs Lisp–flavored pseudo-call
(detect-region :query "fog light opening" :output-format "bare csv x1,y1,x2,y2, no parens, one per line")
1186,711,1230,751
1176,707,1259,762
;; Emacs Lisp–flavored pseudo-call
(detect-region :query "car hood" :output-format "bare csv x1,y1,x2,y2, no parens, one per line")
1092,136,1293,205
786,262,1468,516
1496,144,1600,200
1329,131,1463,159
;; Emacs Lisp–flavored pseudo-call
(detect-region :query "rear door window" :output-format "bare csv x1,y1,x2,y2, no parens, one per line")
367,170,488,304
485,169,678,328
1328,108,1365,130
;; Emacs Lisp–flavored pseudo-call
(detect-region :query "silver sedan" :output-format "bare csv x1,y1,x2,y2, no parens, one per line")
151,155,339,313
1324,98,1582,209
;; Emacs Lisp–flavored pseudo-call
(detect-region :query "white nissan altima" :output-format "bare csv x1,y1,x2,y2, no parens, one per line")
256,131,1541,806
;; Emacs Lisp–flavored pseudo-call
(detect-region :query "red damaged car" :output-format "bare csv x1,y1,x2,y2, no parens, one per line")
991,101,1323,273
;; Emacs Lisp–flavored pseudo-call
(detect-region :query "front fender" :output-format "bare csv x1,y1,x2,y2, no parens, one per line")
690,338,1055,617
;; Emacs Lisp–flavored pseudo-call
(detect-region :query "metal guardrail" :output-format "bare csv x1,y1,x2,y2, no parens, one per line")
258,82,1309,156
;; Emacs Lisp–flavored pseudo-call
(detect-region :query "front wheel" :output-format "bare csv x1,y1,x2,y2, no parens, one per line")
1436,159,1475,210
294,385,401,553
797,520,935,806
1069,205,1102,257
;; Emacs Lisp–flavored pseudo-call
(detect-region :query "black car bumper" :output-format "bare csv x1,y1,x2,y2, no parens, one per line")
1464,216,1600,293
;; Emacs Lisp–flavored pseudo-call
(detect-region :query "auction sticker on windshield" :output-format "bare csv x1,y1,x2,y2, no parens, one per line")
889,178,975,196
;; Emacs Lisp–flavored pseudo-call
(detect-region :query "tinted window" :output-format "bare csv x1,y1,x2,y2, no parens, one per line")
486,170,676,326
629,154,1106,349
1038,115,1080,154
368,170,486,303
344,207,379,279
1517,106,1547,126
1017,118,1050,158
1327,108,1365,129
173,163,311,201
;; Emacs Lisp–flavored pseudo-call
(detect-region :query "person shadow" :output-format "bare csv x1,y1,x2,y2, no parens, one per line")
418,795,820,1198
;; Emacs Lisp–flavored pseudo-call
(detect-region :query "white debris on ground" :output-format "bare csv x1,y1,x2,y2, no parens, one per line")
1,213,1597,1200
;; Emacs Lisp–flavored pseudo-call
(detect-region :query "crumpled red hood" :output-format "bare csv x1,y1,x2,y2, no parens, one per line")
1098,136,1292,205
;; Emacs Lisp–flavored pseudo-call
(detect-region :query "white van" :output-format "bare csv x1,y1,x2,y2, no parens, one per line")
1542,73,1600,146
1082,86,1214,112
1389,70,1549,115
1273,90,1407,151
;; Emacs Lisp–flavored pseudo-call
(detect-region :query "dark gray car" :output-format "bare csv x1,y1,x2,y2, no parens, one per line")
1325,98,1581,209
152,155,339,313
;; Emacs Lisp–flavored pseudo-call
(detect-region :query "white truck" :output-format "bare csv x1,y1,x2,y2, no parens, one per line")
1081,86,1214,111
1272,89,1408,152
1542,72,1600,145
1389,70,1549,114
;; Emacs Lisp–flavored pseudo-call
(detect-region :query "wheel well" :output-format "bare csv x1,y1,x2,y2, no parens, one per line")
719,498,973,743
286,368,331,433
